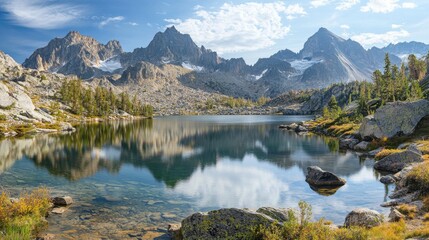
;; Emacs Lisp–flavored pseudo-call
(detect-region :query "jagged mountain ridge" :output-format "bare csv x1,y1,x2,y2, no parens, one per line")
22,27,403,98
23,31,123,79
381,41,429,60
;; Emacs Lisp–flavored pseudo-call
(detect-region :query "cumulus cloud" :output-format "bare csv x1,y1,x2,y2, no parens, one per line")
1,0,84,29
340,24,350,29
164,2,306,54
361,0,417,13
336,0,360,10
351,28,409,47
310,0,333,8
99,16,124,27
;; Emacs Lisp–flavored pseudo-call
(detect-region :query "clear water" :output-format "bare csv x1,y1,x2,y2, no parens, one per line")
0,116,392,239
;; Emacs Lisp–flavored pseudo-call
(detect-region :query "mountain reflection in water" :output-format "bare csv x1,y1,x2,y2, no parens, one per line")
0,116,391,230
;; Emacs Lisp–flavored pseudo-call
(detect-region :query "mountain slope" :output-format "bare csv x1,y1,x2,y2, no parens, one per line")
23,31,123,79
382,41,429,60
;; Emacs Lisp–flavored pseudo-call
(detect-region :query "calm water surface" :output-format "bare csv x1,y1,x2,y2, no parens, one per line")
0,116,392,239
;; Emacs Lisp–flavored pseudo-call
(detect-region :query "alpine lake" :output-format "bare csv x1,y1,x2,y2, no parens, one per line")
0,115,393,239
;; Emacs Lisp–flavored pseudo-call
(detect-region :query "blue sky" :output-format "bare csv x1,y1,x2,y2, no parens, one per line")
0,0,428,64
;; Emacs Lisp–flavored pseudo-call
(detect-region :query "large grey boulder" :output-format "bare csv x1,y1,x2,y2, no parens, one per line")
180,208,289,240
359,115,383,139
374,149,422,173
339,137,359,149
344,208,384,228
360,100,429,139
305,166,346,187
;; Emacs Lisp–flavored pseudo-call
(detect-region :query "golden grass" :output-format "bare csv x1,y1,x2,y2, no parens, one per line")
366,220,406,240
374,149,404,160
396,204,418,219
423,213,429,221
406,161,429,193
405,223,429,239
327,123,360,137
416,140,429,154
0,188,51,239
34,122,61,130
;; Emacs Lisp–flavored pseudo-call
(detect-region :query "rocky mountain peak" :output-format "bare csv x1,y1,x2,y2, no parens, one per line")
23,31,123,79
0,51,20,73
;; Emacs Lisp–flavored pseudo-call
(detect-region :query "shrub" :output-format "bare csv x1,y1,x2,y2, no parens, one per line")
0,114,6,121
0,188,51,239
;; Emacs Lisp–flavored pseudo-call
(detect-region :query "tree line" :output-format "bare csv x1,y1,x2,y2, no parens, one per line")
323,52,428,120
58,79,153,118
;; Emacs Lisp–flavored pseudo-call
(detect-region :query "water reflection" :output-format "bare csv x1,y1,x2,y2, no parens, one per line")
0,116,376,185
0,115,392,234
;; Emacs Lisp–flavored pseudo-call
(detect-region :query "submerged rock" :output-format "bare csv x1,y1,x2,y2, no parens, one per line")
344,208,384,228
52,196,73,206
305,166,346,187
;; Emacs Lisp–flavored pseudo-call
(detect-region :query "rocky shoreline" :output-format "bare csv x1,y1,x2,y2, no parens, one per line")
161,100,429,239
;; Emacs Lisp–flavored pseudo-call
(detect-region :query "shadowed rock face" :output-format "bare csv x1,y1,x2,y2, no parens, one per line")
305,166,347,187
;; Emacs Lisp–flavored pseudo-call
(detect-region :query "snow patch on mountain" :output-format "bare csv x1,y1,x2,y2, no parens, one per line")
94,57,122,72
290,59,323,71
253,69,268,80
182,62,204,72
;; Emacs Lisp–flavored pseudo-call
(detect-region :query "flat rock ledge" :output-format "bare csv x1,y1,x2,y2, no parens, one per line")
305,166,346,187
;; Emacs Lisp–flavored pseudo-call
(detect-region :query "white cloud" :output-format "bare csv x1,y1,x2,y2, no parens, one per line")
164,2,306,54
1,0,84,29
128,22,139,26
336,0,360,10
391,24,402,29
351,29,410,47
340,24,350,29
310,0,333,8
361,0,416,13
402,2,416,8
99,16,124,27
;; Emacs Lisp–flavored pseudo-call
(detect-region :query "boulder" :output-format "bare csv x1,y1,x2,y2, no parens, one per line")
288,123,298,131
388,208,405,222
367,147,384,157
359,115,383,140
180,208,277,240
344,208,384,228
339,137,359,149
296,125,308,133
305,166,346,187
380,175,396,184
354,141,371,151
360,100,429,139
374,150,422,173
167,223,182,240
52,196,73,206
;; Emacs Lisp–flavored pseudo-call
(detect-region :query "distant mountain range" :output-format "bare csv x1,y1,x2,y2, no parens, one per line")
20,27,428,98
